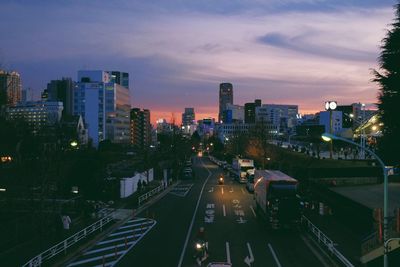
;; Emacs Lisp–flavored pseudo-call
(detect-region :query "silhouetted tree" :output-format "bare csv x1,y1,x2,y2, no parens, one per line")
372,2,400,164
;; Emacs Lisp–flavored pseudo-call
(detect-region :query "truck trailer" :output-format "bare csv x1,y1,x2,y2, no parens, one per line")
231,158,255,183
254,170,300,229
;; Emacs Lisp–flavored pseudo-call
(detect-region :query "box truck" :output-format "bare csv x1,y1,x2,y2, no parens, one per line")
232,158,255,183
254,170,300,229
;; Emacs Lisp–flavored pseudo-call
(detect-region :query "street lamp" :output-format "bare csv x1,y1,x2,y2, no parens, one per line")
325,101,337,159
321,133,391,267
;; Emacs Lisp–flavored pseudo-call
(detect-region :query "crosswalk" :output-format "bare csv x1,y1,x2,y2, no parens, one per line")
169,183,193,197
67,217,156,267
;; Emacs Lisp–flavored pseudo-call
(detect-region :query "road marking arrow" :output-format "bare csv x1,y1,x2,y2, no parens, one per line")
208,187,214,193
244,242,254,266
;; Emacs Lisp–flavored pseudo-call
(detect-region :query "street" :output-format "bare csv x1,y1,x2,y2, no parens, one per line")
115,156,325,267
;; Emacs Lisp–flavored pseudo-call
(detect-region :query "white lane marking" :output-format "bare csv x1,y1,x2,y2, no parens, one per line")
67,252,124,266
268,243,282,267
226,242,231,264
250,205,257,218
223,204,226,216
208,187,214,193
221,187,224,195
109,227,148,237
97,234,141,245
244,242,255,266
177,158,212,267
84,241,135,255
229,187,233,193
241,188,246,194
126,218,147,223
119,221,153,229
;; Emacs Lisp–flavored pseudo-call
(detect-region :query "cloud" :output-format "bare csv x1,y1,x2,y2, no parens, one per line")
0,0,395,124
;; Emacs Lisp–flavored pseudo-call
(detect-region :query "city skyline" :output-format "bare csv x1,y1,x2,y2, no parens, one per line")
0,0,395,124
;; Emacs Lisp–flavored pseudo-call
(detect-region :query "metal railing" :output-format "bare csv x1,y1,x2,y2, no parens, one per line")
22,214,114,267
302,215,354,267
138,184,164,206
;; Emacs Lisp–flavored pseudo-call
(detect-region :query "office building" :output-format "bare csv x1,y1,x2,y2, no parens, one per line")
255,104,298,135
108,71,129,89
0,70,22,106
182,107,195,126
218,83,233,123
244,99,262,124
74,70,131,146
224,104,245,123
130,108,151,150
216,122,278,143
6,101,63,131
46,77,75,116
319,110,343,134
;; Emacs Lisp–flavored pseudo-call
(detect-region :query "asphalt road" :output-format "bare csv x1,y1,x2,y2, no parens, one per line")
116,156,324,267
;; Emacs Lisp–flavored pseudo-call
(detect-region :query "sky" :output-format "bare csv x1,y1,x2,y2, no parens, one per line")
0,0,397,124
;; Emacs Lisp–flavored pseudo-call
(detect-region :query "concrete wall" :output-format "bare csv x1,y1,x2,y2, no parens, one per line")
120,168,154,198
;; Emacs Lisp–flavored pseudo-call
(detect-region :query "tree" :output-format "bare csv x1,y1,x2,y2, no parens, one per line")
372,3,400,164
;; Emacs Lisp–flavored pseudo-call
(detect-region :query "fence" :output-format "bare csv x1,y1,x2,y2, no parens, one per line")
302,215,354,267
22,214,114,267
138,184,164,206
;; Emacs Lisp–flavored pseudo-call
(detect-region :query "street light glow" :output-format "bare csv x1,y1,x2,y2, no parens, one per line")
321,133,332,142
70,141,78,147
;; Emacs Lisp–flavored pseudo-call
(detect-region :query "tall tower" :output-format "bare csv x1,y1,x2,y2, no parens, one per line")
218,82,233,123
0,70,22,106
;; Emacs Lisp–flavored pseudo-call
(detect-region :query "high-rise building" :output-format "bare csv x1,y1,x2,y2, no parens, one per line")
130,108,151,150
108,71,129,89
218,83,233,123
244,99,262,124
74,70,131,146
46,77,75,116
182,107,195,126
0,70,22,107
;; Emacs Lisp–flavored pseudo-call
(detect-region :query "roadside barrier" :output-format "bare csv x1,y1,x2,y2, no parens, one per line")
302,215,354,267
138,184,164,206
22,214,114,267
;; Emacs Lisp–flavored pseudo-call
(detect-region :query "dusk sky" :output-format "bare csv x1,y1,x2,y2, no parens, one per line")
0,0,397,124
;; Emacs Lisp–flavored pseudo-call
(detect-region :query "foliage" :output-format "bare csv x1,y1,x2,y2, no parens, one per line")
372,3,400,165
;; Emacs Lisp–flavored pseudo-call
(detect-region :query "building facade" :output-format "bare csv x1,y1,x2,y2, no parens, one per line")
224,104,245,123
244,99,262,124
182,107,195,126
319,110,343,134
256,104,298,135
218,83,233,123
109,71,129,89
130,108,151,150
46,77,75,116
0,70,22,107
74,70,131,146
216,122,278,143
6,101,63,131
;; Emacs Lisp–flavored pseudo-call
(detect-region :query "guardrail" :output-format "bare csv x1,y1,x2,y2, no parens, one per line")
22,214,114,267
138,184,164,206
302,215,354,267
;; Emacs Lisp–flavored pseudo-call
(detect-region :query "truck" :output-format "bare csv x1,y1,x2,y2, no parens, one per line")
232,158,255,183
254,170,300,229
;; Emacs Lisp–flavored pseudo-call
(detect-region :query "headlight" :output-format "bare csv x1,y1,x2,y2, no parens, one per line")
196,243,202,249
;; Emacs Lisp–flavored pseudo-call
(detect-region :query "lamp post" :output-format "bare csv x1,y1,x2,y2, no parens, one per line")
321,133,390,267
325,101,337,159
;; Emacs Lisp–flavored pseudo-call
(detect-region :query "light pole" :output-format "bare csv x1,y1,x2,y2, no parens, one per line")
321,133,390,267
325,101,337,159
